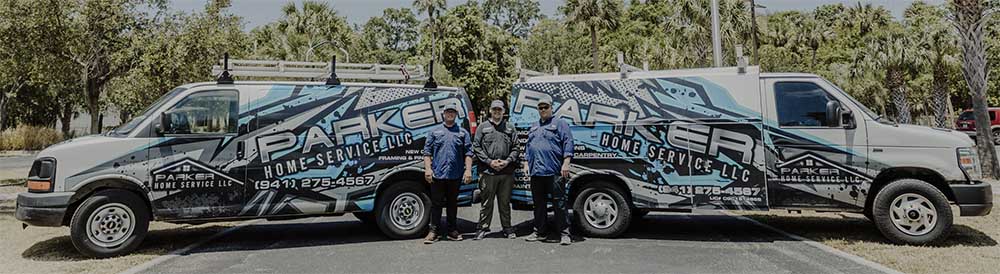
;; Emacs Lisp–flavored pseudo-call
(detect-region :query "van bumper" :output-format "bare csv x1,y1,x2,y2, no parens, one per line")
949,181,993,216
15,192,74,227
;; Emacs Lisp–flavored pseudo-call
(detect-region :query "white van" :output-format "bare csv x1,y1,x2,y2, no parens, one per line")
15,59,479,257
507,64,992,245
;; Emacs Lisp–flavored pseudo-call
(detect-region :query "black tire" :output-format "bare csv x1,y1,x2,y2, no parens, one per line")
872,179,953,245
992,129,1000,145
375,182,431,239
352,211,376,226
573,181,631,238
69,189,150,258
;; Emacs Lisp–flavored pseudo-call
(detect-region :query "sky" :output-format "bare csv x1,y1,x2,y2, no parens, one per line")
165,0,948,31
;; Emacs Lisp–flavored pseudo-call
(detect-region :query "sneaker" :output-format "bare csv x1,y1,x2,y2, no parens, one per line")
524,232,542,242
423,231,438,244
473,230,487,240
447,231,464,241
560,235,572,245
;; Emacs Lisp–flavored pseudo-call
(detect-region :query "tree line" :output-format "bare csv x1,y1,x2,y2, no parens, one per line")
1,0,998,136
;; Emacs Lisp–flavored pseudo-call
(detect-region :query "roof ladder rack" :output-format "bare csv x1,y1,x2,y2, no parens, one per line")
216,53,234,84
210,56,428,82
515,58,557,82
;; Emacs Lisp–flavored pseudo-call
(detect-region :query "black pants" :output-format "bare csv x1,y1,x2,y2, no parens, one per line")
478,173,513,232
530,175,570,237
429,179,460,234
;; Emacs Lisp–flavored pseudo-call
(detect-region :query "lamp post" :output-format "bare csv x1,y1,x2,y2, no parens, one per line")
749,0,766,65
711,0,722,67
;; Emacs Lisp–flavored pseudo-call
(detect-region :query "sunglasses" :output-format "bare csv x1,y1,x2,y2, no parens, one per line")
538,105,551,110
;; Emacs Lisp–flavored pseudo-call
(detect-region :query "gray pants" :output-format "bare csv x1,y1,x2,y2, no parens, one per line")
478,173,514,232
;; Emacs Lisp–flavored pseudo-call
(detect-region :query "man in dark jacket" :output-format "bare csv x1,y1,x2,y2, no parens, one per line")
472,100,518,240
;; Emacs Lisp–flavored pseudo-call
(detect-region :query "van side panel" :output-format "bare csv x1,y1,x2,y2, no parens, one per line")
510,73,770,210
237,85,475,217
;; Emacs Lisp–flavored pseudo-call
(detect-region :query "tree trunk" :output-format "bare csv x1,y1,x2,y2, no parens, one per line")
0,93,6,131
931,62,950,128
952,0,999,179
590,25,599,73
887,69,911,124
86,80,100,135
59,103,73,137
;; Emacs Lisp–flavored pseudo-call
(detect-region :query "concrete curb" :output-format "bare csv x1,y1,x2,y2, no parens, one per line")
0,150,37,157
118,219,263,274
722,211,905,274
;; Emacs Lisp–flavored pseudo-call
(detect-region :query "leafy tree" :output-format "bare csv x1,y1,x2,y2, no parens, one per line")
360,8,420,64
60,0,162,134
482,0,544,38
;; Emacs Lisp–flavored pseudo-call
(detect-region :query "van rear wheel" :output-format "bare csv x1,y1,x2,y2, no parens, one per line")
375,182,430,239
69,189,150,258
872,179,952,245
573,182,631,238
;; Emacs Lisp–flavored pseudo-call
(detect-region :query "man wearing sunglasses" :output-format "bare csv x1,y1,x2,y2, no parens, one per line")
523,98,574,245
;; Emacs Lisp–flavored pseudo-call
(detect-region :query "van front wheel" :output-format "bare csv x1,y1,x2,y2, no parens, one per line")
69,189,150,258
872,179,952,245
574,182,631,238
375,182,430,239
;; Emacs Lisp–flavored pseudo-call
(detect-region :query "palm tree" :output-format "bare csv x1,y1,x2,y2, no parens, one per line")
562,0,622,72
905,2,958,128
867,26,918,124
413,0,447,61
950,0,999,178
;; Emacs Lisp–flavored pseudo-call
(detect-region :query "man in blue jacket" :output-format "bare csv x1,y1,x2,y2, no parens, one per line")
523,98,574,245
422,105,473,244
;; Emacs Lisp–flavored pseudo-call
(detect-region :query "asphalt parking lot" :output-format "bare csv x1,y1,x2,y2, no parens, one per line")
129,207,893,274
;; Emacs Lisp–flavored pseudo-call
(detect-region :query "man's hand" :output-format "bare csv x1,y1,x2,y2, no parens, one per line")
463,171,473,184
489,159,501,170
424,171,433,183
560,163,570,178
498,160,509,170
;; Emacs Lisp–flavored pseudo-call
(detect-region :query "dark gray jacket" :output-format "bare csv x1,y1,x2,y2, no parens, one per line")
473,119,517,175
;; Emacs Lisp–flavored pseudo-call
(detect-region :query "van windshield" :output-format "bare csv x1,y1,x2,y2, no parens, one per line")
112,87,187,135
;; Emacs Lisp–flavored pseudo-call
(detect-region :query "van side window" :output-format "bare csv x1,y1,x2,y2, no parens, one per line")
991,111,997,121
774,82,835,127
163,90,238,135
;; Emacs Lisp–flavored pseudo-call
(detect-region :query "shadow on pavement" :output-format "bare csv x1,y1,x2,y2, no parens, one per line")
744,213,998,247
21,225,233,261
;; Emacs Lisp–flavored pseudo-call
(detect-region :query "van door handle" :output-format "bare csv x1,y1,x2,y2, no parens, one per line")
236,140,245,159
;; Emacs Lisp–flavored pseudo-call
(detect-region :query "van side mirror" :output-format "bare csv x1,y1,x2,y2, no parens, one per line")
826,101,842,127
157,113,169,135
842,109,856,129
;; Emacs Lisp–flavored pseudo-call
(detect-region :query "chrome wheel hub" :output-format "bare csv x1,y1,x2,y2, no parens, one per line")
87,203,135,248
889,193,937,236
390,193,423,230
584,192,618,229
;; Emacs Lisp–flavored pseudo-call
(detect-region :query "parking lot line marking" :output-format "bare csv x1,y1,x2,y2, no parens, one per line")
721,211,905,274
118,219,263,274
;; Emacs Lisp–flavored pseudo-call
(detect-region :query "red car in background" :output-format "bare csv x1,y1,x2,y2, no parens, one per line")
955,108,1000,144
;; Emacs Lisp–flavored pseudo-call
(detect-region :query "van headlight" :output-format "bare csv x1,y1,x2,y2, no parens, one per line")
957,147,982,181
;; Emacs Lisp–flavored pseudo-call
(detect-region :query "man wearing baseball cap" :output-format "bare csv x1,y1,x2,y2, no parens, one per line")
422,104,473,244
524,98,574,245
472,100,518,240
